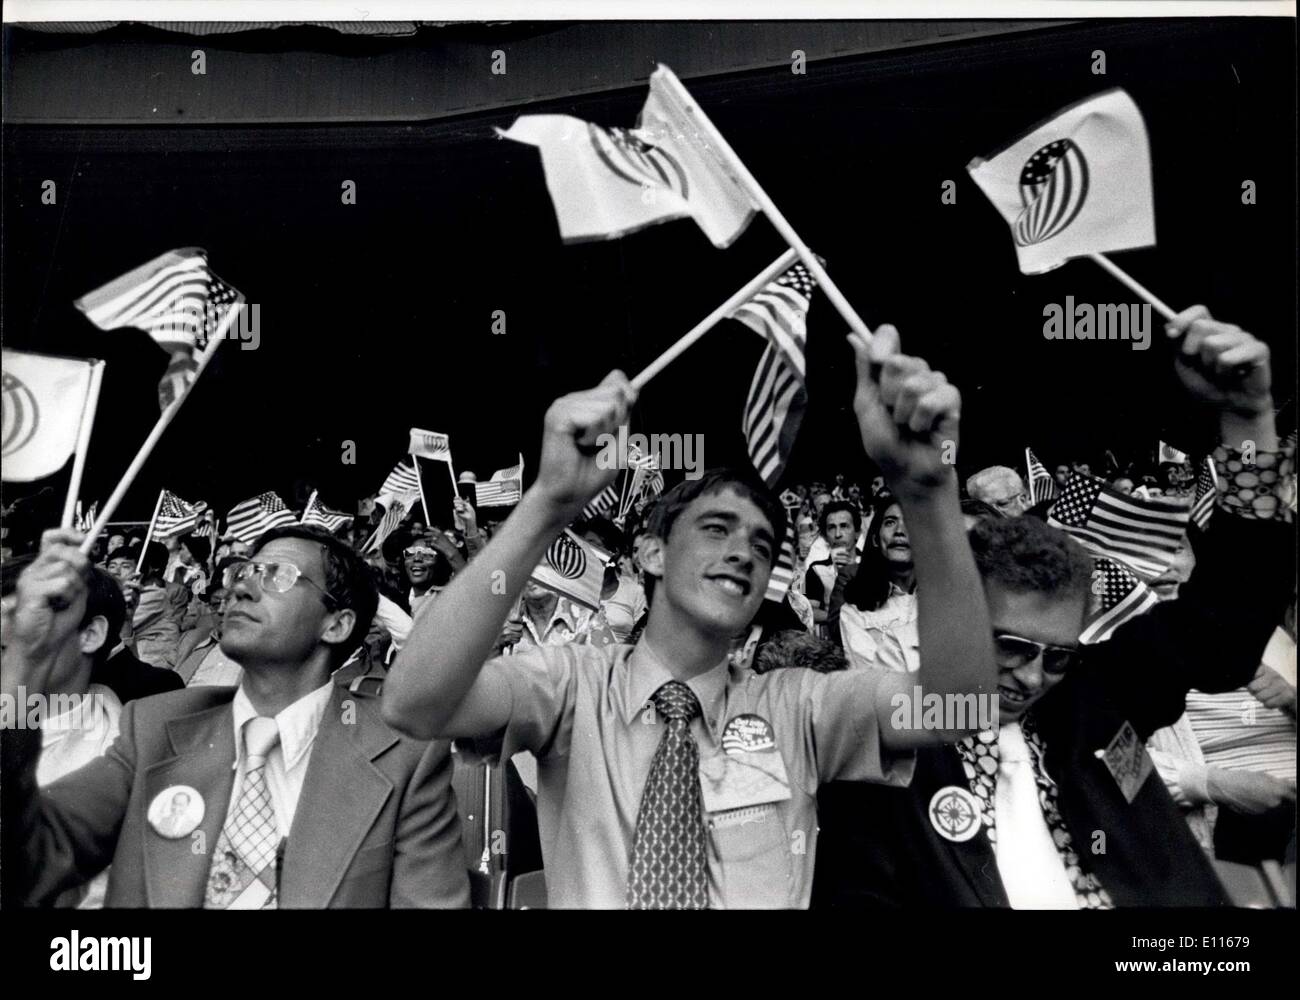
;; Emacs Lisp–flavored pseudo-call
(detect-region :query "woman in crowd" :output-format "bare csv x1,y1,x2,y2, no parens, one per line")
839,495,917,673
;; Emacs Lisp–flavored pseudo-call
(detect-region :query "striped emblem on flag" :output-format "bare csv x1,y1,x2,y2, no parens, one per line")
154,490,209,542
380,462,420,499
1080,557,1160,644
588,124,689,198
1048,473,1190,579
733,264,816,489
363,490,418,554
301,491,354,534
1014,139,1089,247
225,492,296,545
1025,448,1058,505
1189,455,1218,531
75,247,243,357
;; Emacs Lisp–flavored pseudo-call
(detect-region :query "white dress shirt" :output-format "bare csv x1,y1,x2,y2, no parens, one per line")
225,681,333,839
994,723,1079,909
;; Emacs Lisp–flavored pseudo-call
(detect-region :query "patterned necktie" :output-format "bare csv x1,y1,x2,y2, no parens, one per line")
626,680,709,909
205,716,281,909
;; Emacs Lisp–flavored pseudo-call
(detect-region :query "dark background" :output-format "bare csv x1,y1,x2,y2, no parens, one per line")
3,18,1295,528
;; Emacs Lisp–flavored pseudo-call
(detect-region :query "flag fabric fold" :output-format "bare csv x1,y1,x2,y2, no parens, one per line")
225,492,296,545
378,461,420,502
1048,472,1190,579
301,491,354,534
74,248,243,409
1080,556,1160,644
1,350,99,483
364,490,420,553
154,490,210,542
496,66,757,248
475,456,524,508
967,89,1155,275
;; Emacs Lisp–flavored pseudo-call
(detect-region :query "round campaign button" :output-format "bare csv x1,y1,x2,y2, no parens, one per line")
721,713,776,755
148,785,205,839
928,785,982,843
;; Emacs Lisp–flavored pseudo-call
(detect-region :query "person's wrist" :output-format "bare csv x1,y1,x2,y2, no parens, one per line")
520,486,584,533
886,468,959,506
1219,404,1277,452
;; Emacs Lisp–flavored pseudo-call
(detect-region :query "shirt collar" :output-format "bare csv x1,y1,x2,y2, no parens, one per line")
525,597,581,642
621,638,730,735
231,679,333,773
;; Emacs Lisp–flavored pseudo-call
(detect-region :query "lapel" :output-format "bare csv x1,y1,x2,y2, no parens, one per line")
279,683,399,907
928,747,1010,908
142,698,237,907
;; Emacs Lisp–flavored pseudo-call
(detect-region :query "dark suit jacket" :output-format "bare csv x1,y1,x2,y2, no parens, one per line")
3,671,470,908
812,512,1295,908
92,645,184,704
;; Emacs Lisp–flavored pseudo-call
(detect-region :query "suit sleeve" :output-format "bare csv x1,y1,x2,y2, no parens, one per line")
1079,512,1295,740
1,699,138,907
388,738,471,909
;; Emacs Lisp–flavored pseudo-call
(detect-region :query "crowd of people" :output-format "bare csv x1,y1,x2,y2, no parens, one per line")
1,306,1294,909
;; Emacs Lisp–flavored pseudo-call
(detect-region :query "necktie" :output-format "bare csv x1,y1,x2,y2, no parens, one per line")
626,680,709,909
993,723,1078,909
205,716,282,909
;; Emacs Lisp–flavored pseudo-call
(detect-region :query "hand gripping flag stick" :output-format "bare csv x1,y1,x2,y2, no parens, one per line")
631,248,799,390
79,301,245,554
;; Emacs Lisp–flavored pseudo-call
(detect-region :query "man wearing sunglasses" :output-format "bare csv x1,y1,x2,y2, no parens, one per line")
814,307,1294,908
3,524,469,908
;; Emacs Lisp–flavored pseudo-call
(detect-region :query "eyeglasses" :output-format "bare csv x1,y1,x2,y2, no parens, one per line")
403,545,436,559
993,631,1079,675
222,561,337,609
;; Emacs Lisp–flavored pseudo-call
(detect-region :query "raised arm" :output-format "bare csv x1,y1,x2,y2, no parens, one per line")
847,325,997,747
382,372,636,739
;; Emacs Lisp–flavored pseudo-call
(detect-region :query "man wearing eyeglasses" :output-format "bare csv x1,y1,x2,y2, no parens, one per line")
965,466,1030,519
814,307,1294,908
2,524,470,908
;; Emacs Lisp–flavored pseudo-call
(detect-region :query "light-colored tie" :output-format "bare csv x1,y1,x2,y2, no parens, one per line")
205,716,281,909
993,723,1077,909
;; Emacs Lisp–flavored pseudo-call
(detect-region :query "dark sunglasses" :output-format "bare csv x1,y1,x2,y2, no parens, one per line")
993,631,1079,675
223,561,337,609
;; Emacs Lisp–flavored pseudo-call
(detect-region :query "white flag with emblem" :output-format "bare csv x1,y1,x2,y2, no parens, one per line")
2,350,100,483
408,428,452,463
529,529,610,611
967,89,1155,275
496,66,757,248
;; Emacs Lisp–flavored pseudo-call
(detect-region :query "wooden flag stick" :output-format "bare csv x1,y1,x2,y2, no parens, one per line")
60,359,105,530
1087,253,1177,322
653,66,874,343
631,247,799,390
135,489,166,573
79,301,244,554
411,455,432,526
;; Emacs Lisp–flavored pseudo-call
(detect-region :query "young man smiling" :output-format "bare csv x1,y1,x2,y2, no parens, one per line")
384,324,996,908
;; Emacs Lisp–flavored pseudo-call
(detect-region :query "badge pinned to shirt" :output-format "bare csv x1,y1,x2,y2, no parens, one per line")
148,785,205,839
1094,720,1153,804
699,714,791,815
929,785,982,842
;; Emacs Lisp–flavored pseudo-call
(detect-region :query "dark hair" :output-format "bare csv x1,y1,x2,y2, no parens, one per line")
252,524,379,664
140,541,169,580
818,500,862,537
575,515,626,556
181,535,210,563
82,568,127,663
843,494,909,613
968,516,1092,603
642,468,787,606
753,629,848,674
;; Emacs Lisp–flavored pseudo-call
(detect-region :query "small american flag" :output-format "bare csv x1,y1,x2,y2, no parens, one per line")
225,491,296,545
764,513,799,604
1048,473,1190,579
74,501,98,533
379,461,420,499
475,456,524,508
582,484,619,520
154,490,209,542
74,248,243,410
619,448,659,520
1025,448,1057,505
300,491,354,534
363,490,419,553
1189,456,1219,531
734,264,815,488
1080,556,1159,644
